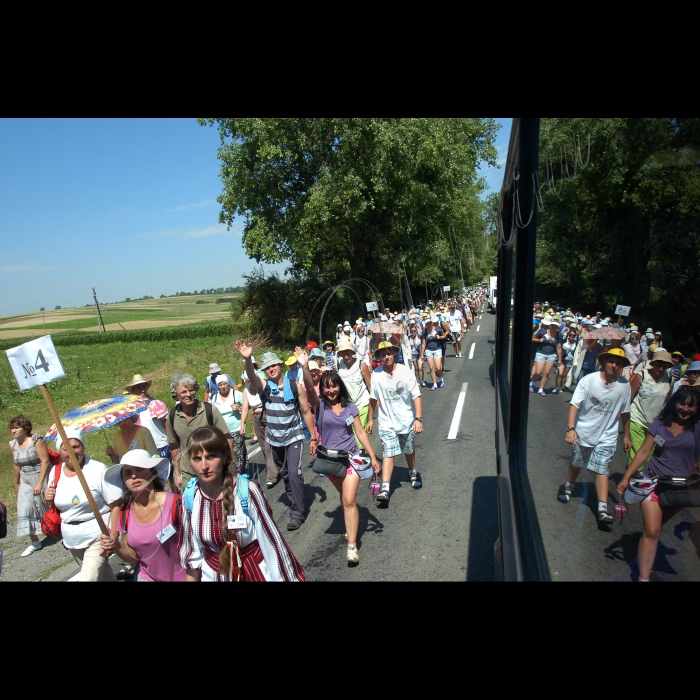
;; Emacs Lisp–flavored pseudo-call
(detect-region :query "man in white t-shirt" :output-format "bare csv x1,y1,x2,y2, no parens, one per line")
559,347,632,524
447,302,465,357
367,341,423,503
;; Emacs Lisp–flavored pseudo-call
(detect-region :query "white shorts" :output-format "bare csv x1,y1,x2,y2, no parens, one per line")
424,349,442,359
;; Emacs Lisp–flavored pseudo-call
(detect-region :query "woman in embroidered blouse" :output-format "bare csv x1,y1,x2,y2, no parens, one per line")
178,426,305,582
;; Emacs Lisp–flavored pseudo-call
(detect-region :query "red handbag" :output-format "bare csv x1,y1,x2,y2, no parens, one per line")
40,464,62,539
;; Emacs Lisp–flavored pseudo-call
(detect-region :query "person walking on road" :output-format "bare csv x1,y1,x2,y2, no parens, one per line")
530,315,562,396
235,341,316,531
367,341,423,504
166,372,231,493
9,415,50,557
421,317,447,391
315,371,381,565
617,386,700,582
212,374,248,476
558,347,632,524
625,349,673,472
447,301,465,357
240,371,277,488
203,363,222,404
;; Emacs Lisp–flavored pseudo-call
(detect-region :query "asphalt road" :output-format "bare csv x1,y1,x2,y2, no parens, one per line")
255,313,500,581
527,370,700,582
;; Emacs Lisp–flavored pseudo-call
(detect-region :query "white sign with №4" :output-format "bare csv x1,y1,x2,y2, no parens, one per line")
5,335,66,391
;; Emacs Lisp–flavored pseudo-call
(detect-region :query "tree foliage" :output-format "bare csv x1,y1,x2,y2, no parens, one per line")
535,118,700,351
200,118,499,321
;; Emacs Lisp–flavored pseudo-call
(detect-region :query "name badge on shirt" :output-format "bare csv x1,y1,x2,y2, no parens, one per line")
156,524,177,543
129,439,139,450
654,434,665,448
227,514,247,530
345,416,354,427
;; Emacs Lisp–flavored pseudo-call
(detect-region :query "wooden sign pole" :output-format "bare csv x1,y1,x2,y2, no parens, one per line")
40,385,110,537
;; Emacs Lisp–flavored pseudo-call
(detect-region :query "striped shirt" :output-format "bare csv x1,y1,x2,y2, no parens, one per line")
262,381,305,447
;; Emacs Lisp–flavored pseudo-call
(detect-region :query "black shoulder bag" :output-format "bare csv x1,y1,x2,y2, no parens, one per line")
311,403,350,478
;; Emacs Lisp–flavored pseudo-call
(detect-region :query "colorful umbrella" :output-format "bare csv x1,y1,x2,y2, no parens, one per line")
365,320,405,335
581,327,627,340
44,394,149,440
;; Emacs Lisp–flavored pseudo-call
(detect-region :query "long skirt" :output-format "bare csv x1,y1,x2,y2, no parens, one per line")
17,467,47,537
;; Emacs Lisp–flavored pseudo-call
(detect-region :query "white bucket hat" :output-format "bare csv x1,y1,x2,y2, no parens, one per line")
209,363,222,373
104,449,170,490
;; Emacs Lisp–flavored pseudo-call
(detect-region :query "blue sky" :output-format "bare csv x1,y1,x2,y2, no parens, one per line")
0,118,512,317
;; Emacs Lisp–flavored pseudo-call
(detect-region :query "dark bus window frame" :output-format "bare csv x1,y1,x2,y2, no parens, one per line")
494,118,551,581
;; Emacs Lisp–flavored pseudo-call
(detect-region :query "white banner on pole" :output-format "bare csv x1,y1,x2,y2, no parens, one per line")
442,285,450,292
5,335,66,391
365,301,379,312
614,305,631,316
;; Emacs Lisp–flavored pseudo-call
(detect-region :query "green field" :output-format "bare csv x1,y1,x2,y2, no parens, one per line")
0,328,290,519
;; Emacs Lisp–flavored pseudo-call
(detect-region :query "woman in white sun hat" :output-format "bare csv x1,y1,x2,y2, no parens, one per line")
100,449,186,582
44,428,123,581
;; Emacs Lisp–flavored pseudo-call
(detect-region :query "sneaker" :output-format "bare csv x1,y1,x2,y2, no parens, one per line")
431,384,438,391
439,378,445,389
529,384,536,393
347,545,359,566
557,484,572,503
597,510,614,524
538,389,546,396
287,518,304,531
20,542,42,557
250,438,258,445
409,470,422,489
266,480,275,489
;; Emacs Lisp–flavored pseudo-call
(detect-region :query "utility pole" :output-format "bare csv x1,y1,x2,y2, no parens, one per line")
92,287,107,332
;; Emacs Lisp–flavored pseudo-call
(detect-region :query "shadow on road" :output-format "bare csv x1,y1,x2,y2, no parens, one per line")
466,476,498,581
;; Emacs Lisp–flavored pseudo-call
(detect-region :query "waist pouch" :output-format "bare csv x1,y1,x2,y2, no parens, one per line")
656,473,700,509
311,445,350,479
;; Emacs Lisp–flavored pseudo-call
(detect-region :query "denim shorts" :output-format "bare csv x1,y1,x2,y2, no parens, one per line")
535,352,557,363
379,428,415,458
571,443,616,475
424,348,442,359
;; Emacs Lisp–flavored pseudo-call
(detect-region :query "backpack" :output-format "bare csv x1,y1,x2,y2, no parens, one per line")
0,499,7,539
169,401,214,431
118,493,182,534
182,473,250,518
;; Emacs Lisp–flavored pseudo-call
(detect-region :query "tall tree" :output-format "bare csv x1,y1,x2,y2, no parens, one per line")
200,118,498,285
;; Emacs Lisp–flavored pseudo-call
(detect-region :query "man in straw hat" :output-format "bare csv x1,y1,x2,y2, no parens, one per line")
559,347,632,525
125,374,172,469
367,341,424,503
235,341,316,531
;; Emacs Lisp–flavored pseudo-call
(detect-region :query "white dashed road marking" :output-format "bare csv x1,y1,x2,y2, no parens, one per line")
469,342,476,359
447,383,469,440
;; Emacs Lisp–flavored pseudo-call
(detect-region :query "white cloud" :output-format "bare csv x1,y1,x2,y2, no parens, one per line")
139,223,240,240
165,200,215,213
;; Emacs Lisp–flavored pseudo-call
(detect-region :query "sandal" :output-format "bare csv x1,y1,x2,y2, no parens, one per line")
376,487,390,502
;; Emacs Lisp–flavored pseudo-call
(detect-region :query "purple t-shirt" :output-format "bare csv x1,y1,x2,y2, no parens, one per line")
316,402,359,453
647,419,700,477
117,491,186,582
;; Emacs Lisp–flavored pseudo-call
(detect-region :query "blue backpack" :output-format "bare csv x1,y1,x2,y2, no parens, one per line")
183,473,250,517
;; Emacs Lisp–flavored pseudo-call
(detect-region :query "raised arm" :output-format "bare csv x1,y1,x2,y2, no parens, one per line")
236,340,263,394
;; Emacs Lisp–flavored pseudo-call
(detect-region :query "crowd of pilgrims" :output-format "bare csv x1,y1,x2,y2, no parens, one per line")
3,288,488,581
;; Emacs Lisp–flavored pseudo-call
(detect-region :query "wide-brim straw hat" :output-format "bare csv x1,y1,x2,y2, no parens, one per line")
104,449,170,491
651,350,673,365
374,341,400,358
336,340,357,353
125,374,152,393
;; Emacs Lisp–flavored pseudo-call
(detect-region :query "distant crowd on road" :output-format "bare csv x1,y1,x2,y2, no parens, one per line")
530,301,700,581
2,284,490,581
